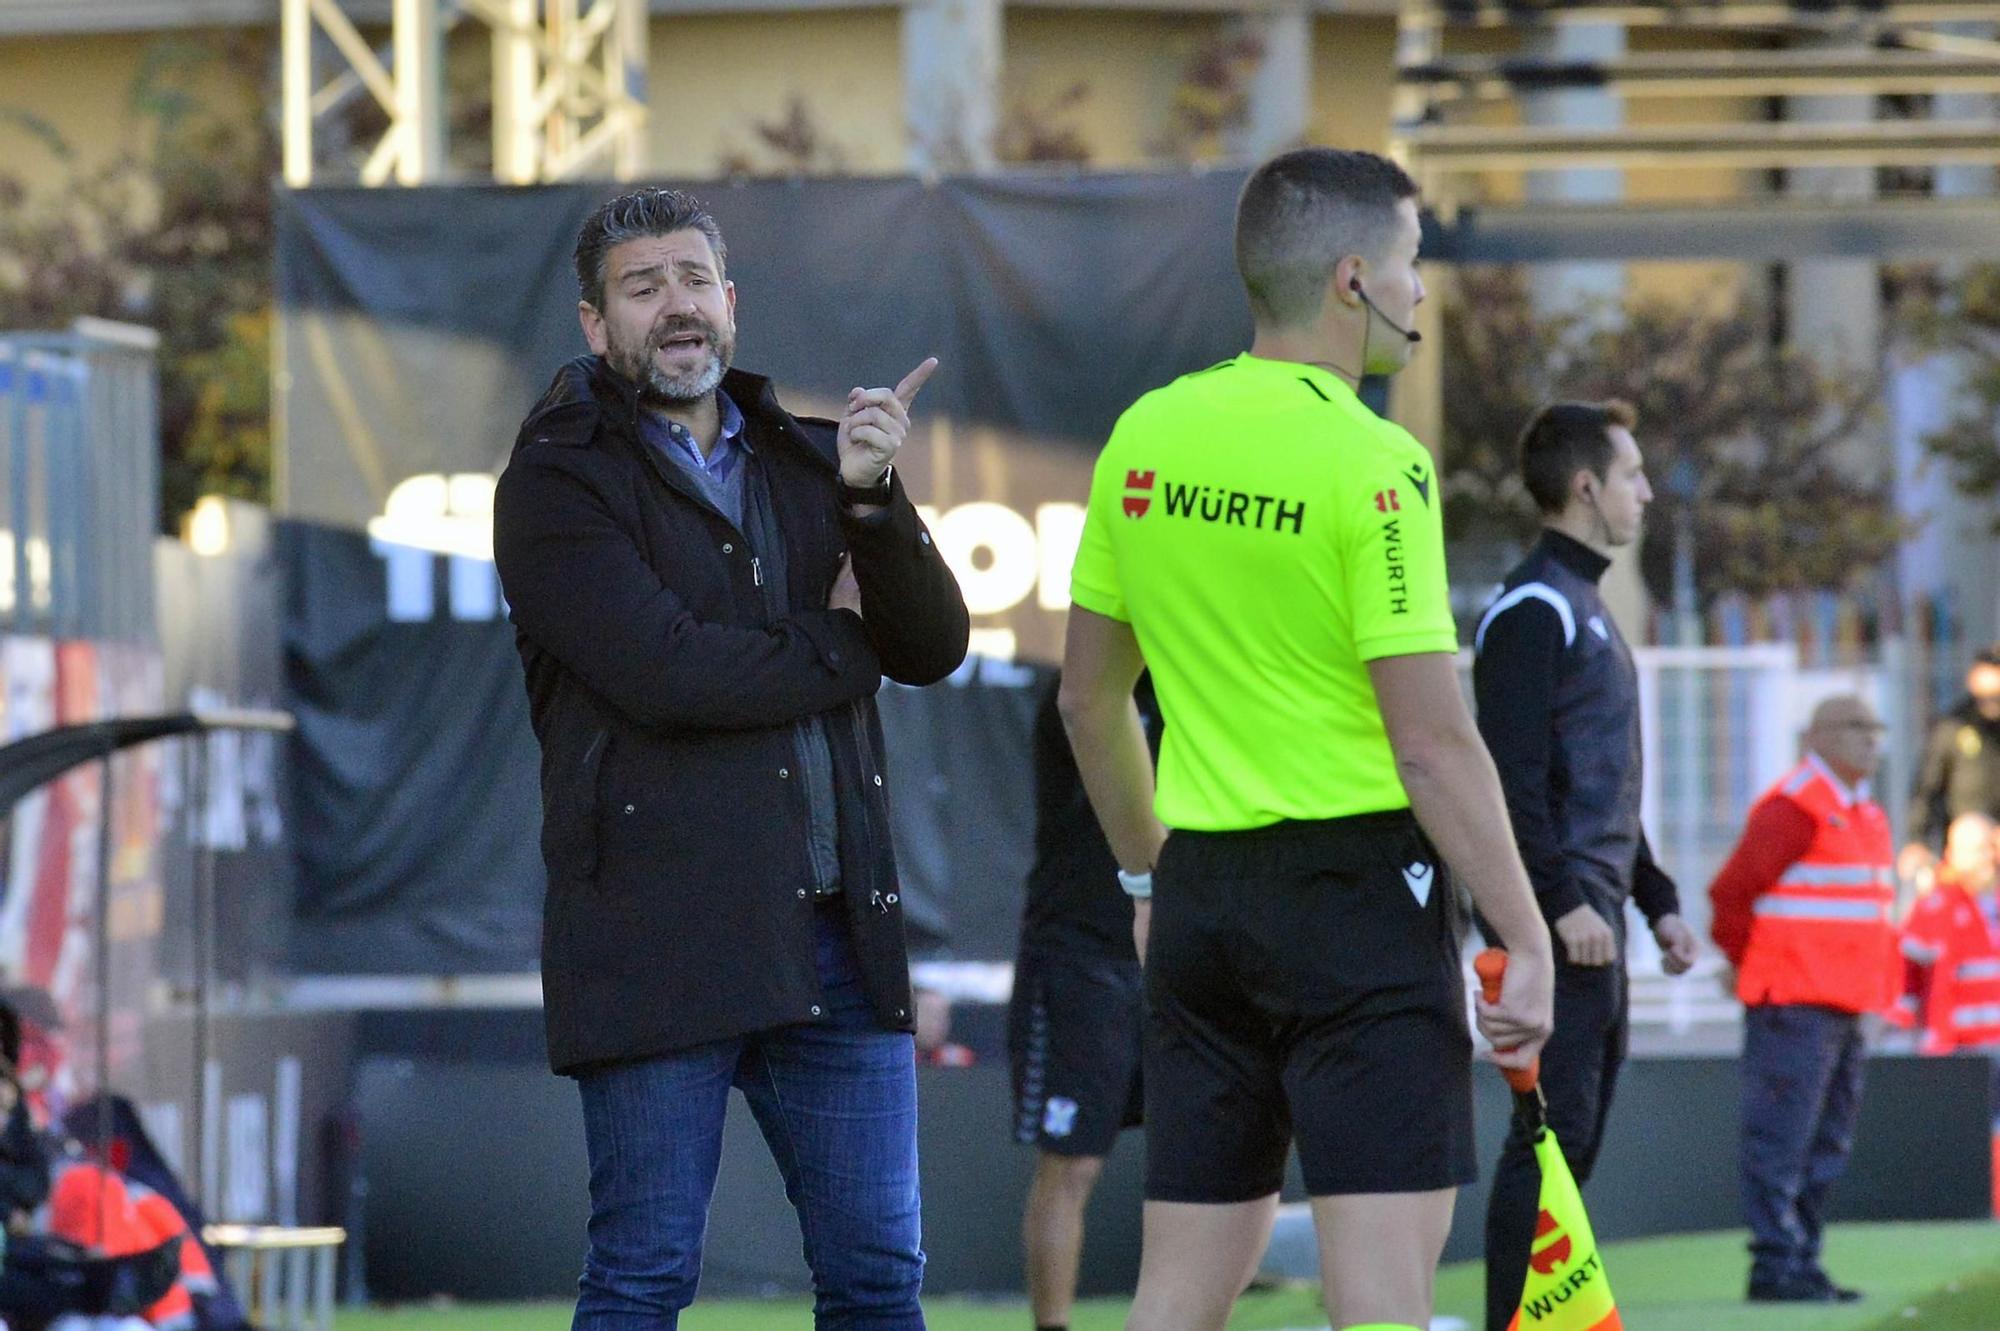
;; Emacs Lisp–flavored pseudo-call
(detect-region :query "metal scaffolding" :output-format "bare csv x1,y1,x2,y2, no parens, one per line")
1406,0,2000,29
280,0,649,187
1392,0,2000,180
1402,50,2000,99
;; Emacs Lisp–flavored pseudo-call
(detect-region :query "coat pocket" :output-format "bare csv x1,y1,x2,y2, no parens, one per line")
541,713,609,884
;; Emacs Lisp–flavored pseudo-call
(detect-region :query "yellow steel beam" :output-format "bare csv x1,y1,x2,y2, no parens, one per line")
1403,118,2000,167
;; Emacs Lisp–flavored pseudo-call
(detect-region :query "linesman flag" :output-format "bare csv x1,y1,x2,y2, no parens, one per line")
1476,949,1623,1331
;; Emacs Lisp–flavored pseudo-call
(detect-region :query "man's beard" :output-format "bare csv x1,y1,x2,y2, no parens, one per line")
610,314,735,404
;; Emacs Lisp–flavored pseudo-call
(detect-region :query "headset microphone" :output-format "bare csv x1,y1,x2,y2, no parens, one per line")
1349,276,1422,344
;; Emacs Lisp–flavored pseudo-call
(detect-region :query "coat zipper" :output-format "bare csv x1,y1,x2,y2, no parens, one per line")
753,556,764,587
849,707,888,912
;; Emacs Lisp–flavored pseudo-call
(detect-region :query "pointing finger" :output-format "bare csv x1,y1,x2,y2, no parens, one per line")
894,357,940,410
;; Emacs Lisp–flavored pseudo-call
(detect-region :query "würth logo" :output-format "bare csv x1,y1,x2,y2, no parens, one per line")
1374,489,1401,513
1382,516,1409,615
1123,469,1156,518
1529,1209,1572,1277
1163,481,1305,534
1118,472,1307,534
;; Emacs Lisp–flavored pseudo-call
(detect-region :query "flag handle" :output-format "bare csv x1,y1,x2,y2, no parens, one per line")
1474,948,1542,1096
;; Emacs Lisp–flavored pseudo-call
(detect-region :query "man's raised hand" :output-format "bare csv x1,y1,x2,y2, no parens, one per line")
838,357,939,489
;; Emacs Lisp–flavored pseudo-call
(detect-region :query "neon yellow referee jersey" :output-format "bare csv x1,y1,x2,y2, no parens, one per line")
1069,353,1457,831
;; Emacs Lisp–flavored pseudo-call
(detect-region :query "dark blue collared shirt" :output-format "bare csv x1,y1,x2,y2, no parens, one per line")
640,391,749,528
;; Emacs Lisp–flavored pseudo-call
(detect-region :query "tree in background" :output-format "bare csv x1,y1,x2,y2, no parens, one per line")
1154,26,1264,163
1440,267,1905,613
0,34,274,530
719,96,852,175
995,81,1094,165
1896,262,2000,518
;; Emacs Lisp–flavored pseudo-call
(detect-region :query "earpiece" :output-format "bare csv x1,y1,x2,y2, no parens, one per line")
1348,275,1422,344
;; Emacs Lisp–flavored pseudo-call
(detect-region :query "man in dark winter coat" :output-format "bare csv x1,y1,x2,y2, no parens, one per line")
1900,646,2000,887
492,187,968,1331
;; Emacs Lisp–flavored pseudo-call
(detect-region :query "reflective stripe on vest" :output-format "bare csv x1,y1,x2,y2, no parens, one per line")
1736,759,1898,1012
1950,1002,2000,1030
1775,864,1896,889
1752,896,1888,921
1903,879,2000,1052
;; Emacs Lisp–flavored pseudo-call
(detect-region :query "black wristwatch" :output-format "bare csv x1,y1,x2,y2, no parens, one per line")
837,465,894,508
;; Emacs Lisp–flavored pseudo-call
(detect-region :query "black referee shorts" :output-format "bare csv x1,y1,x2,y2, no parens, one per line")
1143,810,1476,1203
1008,944,1145,1157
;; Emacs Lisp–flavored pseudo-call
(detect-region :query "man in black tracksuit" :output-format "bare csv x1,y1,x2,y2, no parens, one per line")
1008,673,1159,1331
1474,401,1699,1331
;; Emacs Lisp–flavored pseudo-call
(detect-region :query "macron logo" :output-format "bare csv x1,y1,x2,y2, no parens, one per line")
1403,861,1434,908
1403,463,1432,508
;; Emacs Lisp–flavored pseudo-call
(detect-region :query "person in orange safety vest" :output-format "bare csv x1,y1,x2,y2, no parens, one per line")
1708,694,1899,1304
1899,812,2000,1055
48,1159,197,1330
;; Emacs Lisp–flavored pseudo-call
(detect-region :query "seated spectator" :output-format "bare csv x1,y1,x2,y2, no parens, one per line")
0,1025,50,1231
0,987,69,1129
0,996,187,1331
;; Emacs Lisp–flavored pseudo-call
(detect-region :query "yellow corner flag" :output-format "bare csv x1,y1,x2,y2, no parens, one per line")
1475,949,1623,1331
1506,1128,1621,1331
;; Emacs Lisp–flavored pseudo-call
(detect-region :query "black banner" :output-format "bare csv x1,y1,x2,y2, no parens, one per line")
277,174,1254,664
278,521,542,972
273,173,1271,970
275,515,1055,969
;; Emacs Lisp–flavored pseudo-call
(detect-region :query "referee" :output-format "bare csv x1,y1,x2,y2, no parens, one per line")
1058,147,1555,1331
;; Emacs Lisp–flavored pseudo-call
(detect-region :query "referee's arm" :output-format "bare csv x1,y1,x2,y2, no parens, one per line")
1059,608,1167,949
1371,652,1555,1060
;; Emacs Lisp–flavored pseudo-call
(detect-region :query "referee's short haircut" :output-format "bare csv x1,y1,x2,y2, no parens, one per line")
1519,400,1639,515
1234,148,1419,330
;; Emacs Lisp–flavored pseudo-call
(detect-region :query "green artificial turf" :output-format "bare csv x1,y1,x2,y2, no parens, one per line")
333,1219,2000,1331
1861,1265,2000,1330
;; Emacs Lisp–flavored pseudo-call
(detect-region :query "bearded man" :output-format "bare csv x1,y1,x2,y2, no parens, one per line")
492,187,969,1331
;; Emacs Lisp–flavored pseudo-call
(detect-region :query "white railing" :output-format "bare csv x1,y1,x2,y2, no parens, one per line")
1463,641,1912,1044
1632,643,1897,967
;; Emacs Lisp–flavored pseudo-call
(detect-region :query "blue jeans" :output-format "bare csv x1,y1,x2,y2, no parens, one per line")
573,904,925,1330
1739,1003,1865,1285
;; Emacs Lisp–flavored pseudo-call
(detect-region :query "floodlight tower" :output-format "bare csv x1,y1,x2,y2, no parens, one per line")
281,0,650,187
